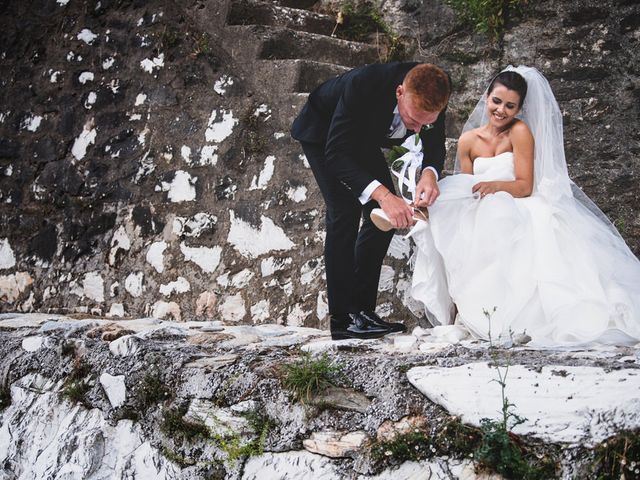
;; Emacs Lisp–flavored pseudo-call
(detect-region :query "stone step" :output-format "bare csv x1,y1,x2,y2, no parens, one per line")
223,25,380,68
252,59,349,94
227,0,335,36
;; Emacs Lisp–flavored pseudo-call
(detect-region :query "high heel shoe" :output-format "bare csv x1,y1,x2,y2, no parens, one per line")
370,207,429,232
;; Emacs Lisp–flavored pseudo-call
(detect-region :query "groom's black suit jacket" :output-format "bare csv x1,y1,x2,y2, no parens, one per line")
291,61,447,198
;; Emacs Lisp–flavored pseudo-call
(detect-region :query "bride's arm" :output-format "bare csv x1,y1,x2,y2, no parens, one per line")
472,121,534,198
456,132,474,174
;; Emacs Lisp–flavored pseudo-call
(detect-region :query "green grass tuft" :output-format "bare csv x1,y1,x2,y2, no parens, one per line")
591,430,640,480
282,352,343,402
445,0,528,41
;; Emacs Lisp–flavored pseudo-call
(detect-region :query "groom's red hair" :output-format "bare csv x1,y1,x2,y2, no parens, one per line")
404,63,451,112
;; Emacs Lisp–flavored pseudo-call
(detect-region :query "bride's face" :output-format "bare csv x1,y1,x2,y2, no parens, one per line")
486,84,521,128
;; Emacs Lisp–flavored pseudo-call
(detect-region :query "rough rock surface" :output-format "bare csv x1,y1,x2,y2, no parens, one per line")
1,313,639,478
0,0,638,327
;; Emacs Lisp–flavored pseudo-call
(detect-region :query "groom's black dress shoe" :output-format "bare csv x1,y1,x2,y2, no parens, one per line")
358,310,407,333
330,313,390,340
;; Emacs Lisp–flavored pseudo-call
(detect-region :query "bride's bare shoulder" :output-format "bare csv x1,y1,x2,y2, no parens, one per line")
510,119,533,138
458,128,481,146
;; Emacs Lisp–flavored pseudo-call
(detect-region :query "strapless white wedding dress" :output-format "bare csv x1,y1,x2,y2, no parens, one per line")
410,152,640,347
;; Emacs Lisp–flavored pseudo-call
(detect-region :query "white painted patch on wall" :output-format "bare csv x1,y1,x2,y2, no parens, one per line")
57,0,70,5
22,115,42,132
300,257,323,285
273,132,286,140
298,154,310,169
216,272,229,287
50,70,61,82
0,272,33,303
78,71,94,84
287,185,307,203
146,241,167,273
180,243,222,273
378,265,395,292
249,156,275,190
84,91,97,109
260,257,292,277
180,145,191,163
71,121,97,160
231,269,254,288
134,93,147,106
198,145,218,166
218,293,245,322
287,304,310,327
140,53,164,74
316,291,328,321
82,271,104,302
125,272,144,297
77,28,98,44
137,127,149,146
205,110,238,143
250,299,270,322
172,213,217,238
388,234,411,259
107,303,125,318
159,277,190,297
228,211,295,258
151,300,181,321
213,75,234,95
0,238,16,270
3,164,11,176
108,226,131,266
102,57,115,70
160,170,197,203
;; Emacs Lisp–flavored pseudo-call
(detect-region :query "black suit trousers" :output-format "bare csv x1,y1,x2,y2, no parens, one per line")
301,141,395,317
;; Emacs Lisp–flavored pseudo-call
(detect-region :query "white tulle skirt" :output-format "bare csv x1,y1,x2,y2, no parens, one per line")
410,162,640,348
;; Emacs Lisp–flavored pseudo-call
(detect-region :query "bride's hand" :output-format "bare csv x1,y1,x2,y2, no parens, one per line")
415,169,439,207
472,181,499,198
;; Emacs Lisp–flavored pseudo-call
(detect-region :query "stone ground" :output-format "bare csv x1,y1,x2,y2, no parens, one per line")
1,312,639,479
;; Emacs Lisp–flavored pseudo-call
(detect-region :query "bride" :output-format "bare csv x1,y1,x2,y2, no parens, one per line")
408,66,640,347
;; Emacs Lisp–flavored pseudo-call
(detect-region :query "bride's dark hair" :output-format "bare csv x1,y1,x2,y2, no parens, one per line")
487,71,528,107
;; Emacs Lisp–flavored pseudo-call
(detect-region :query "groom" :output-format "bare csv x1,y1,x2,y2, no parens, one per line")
291,62,451,340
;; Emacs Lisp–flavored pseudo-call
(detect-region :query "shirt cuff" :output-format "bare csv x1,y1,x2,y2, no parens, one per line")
359,180,382,205
424,166,439,181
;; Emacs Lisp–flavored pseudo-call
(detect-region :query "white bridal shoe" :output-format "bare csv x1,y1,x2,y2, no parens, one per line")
370,207,429,232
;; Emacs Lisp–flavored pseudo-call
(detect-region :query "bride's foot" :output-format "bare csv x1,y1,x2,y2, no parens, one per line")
370,207,429,232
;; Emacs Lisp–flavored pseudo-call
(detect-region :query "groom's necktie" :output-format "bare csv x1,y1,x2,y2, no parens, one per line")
388,111,407,139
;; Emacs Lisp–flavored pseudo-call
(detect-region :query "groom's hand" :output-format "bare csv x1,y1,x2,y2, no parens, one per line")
372,186,414,229
415,169,439,207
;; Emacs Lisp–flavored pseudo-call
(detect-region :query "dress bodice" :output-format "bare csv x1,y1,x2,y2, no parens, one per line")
473,152,515,179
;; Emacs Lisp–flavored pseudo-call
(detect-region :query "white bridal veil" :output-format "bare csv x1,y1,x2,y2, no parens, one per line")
456,65,629,245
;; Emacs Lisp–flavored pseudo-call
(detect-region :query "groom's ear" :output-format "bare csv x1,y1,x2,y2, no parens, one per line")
396,84,404,99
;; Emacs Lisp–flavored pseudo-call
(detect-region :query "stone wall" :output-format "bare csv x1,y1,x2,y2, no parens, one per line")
0,0,638,327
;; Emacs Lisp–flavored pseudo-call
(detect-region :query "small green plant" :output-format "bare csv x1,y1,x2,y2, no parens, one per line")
591,430,640,480
161,405,211,442
332,0,406,61
137,368,172,411
445,0,528,41
61,358,92,406
282,352,343,402
160,446,198,468
474,308,558,479
370,417,482,465
209,409,275,463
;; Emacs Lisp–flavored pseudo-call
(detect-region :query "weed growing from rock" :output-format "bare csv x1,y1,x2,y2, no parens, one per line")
161,404,211,442
282,352,343,402
445,0,528,41
331,0,406,61
137,367,172,411
474,308,558,479
370,417,481,466
591,430,640,479
60,358,92,406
